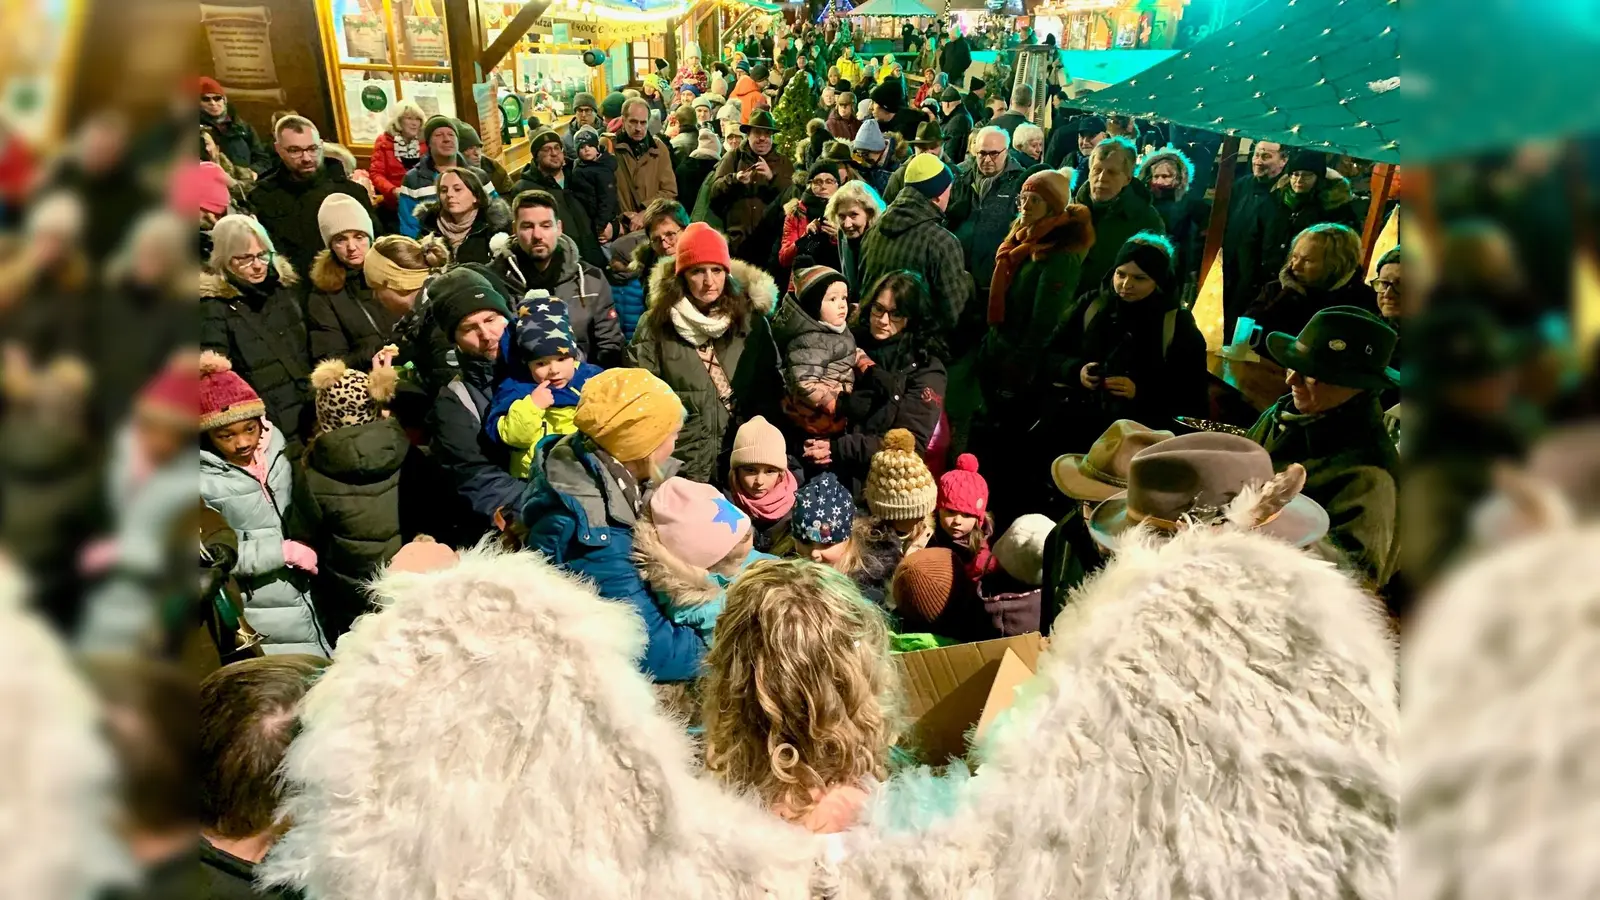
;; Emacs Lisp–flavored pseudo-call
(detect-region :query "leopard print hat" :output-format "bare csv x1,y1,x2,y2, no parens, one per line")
309,358,399,435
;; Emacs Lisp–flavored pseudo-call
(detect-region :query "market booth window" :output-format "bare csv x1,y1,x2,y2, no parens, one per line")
320,0,457,147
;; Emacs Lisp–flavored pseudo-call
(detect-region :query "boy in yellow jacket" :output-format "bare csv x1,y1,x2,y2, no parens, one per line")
485,293,604,479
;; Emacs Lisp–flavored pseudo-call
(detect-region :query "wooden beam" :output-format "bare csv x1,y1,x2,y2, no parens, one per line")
1199,135,1241,282
1360,162,1397,267
481,1,553,72
444,0,483,134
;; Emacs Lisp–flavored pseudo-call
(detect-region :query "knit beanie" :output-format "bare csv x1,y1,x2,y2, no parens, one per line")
198,351,265,432
694,128,722,159
1021,170,1073,218
573,367,685,462
421,115,457,146
530,128,563,156
169,161,232,216
939,85,961,103
1113,236,1176,296
455,121,483,150
892,547,965,631
674,222,733,273
751,63,770,82
937,453,989,518
806,157,842,183
903,152,953,200
135,363,198,429
864,428,937,522
575,126,601,150
993,513,1055,587
198,76,225,97
514,292,579,362
870,80,903,113
1287,149,1327,176
647,477,752,569
317,193,374,248
601,91,628,119
680,83,702,98
572,91,599,112
852,118,887,153
730,415,787,470
793,265,847,322
793,472,856,544
310,358,397,435
428,266,511,338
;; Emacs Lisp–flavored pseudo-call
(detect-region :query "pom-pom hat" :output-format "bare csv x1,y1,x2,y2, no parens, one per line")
864,429,937,522
198,351,265,432
310,358,397,435
937,453,989,518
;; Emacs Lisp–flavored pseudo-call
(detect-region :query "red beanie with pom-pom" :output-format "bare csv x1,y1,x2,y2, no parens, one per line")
199,351,265,432
937,452,989,518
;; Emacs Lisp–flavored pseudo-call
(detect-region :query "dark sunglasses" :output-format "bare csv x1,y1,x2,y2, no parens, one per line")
201,94,225,102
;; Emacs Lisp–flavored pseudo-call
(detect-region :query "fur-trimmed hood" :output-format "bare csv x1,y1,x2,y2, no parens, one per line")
414,195,513,238
308,248,365,294
1136,144,1195,201
199,254,300,300
643,255,779,331
631,516,749,608
1272,166,1354,211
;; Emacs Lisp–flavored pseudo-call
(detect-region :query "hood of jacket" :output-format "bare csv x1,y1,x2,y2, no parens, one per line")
415,195,512,238
644,256,778,323
630,517,750,608
875,188,945,237
199,419,286,478
309,249,366,294
199,254,300,300
1136,146,1195,201
305,418,410,482
526,432,683,533
492,232,583,294
1272,167,1353,211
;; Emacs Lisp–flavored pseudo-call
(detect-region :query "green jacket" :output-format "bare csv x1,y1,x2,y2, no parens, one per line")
1247,394,1400,589
1072,178,1167,297
979,206,1095,397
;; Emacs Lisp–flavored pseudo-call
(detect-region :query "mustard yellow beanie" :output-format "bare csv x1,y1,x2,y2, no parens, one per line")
863,428,937,522
573,367,685,462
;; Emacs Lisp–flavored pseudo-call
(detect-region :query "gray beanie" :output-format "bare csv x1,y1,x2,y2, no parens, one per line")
853,118,887,153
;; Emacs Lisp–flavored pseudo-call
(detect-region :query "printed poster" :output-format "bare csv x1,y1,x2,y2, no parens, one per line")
200,4,279,86
404,16,447,63
344,14,389,62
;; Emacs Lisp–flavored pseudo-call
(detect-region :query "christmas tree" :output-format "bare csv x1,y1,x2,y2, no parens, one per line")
771,70,816,161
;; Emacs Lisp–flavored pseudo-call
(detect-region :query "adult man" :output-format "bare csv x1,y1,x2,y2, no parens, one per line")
491,190,624,367
837,44,863,85
1247,306,1401,589
871,80,923,143
938,84,973,165
250,115,375,275
511,129,605,268
199,655,329,899
940,24,973,88
397,115,477,237
560,92,600,158
860,152,973,322
849,119,896,197
1051,114,1106,184
883,120,945,201
1073,137,1166,291
990,83,1033,137
612,98,678,233
1222,140,1287,330
962,76,990,124
948,126,1029,303
709,108,794,262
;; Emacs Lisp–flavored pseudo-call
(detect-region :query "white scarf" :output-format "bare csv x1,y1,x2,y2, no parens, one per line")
393,135,421,161
669,297,732,346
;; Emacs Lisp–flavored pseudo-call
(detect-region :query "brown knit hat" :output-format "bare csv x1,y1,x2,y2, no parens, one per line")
1022,170,1074,218
892,547,968,632
864,428,937,522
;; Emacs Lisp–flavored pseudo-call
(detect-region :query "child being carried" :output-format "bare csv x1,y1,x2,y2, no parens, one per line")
485,291,603,478
770,265,870,436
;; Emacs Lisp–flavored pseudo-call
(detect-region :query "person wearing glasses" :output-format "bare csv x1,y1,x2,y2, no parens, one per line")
251,115,376,278
198,76,273,173
947,126,1028,329
201,214,315,457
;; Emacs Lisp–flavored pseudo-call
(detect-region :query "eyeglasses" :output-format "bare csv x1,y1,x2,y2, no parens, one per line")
231,251,273,268
1370,278,1401,293
868,304,906,321
201,94,225,102
977,150,1004,159
810,176,839,188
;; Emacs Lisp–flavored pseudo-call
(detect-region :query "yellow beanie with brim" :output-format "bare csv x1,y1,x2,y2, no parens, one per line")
573,367,686,462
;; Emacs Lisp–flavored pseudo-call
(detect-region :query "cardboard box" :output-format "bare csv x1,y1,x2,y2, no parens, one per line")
895,633,1045,765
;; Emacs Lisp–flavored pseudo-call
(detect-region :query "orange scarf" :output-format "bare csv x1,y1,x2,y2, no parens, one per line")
986,211,1078,325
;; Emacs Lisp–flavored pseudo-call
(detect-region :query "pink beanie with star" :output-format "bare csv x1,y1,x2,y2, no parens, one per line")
647,477,751,568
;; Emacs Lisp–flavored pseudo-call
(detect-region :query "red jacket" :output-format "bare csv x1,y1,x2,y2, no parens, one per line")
369,132,411,209
779,204,810,272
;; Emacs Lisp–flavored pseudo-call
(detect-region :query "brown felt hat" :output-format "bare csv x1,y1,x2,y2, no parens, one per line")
1052,420,1174,502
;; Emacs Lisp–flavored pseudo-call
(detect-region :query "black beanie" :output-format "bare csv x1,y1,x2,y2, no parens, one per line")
1288,149,1327,175
429,265,512,340
1113,238,1176,298
870,80,903,113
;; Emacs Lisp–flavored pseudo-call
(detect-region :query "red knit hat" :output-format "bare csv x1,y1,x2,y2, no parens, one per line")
136,363,199,429
169,161,232,216
198,76,225,97
937,453,989,518
198,351,265,432
674,222,733,274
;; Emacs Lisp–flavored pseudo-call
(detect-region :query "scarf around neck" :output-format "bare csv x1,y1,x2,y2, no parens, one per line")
730,467,798,522
987,210,1078,325
669,296,732,346
435,206,478,248
392,135,421,161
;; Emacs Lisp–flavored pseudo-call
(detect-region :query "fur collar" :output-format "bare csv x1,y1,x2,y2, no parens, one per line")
309,249,356,294
415,195,512,237
631,517,748,607
643,255,778,333
1272,167,1354,210
199,255,299,300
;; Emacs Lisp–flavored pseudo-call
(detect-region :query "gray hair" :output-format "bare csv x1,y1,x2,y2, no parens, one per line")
974,125,1008,150
274,115,319,143
107,210,190,287
825,179,885,229
1012,123,1044,150
207,213,276,272
1009,83,1034,109
387,99,426,135
1091,136,1139,172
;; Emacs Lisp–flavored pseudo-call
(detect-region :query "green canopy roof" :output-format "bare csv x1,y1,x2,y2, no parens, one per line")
1077,0,1399,162
850,0,937,17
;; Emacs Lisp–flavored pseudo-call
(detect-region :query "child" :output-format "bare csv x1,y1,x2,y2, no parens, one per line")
485,295,602,479
700,557,901,834
792,472,901,605
567,127,619,243
981,513,1053,637
862,429,937,555
929,453,997,582
297,356,408,643
197,352,328,657
771,265,864,436
724,415,799,555
604,230,650,343
632,477,776,643
890,547,995,643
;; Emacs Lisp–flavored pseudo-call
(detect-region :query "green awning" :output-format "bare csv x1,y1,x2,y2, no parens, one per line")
850,0,938,17
1076,0,1400,162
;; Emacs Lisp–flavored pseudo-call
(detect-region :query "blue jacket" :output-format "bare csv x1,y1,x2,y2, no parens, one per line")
397,154,496,238
520,433,707,682
610,276,646,343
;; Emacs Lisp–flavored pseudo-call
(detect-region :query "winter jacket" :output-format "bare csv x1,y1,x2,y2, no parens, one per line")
605,233,655,342
486,361,601,479
510,166,608,269
940,36,972,85
369,131,421,210
828,329,947,492
837,56,864,86
1243,273,1380,346
1222,171,1279,317
1072,178,1167,297
613,133,679,216
1137,146,1210,281
948,154,1028,293
629,258,783,484
297,417,409,641
1237,169,1361,303
415,195,512,267
791,224,844,284
770,294,858,403
731,75,765,124
941,105,974,166
200,107,273,172
397,154,491,239
429,353,521,541
777,191,829,274
979,207,1094,402
521,433,707,681
199,424,328,656
632,516,776,642
674,153,720,219
251,159,377,276
710,145,796,262
859,188,974,324
307,251,401,369
490,233,625,368
826,110,862,141
200,258,314,452
1043,123,1079,170
1247,394,1400,588
569,152,620,239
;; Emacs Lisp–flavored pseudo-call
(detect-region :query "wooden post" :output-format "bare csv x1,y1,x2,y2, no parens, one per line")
1360,162,1397,267
444,0,485,135
1198,135,1240,282
480,1,554,73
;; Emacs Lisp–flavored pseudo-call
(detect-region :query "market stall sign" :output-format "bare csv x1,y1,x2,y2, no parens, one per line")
200,4,279,87
344,14,390,61
405,16,448,63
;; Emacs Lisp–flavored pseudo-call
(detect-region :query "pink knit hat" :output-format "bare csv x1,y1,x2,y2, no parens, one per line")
169,161,232,216
937,453,989,518
648,477,751,568
198,351,265,432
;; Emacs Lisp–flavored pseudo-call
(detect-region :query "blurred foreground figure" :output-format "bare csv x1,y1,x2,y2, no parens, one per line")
261,485,1396,899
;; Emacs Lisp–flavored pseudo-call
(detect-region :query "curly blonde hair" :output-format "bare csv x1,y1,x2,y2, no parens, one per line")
701,559,902,820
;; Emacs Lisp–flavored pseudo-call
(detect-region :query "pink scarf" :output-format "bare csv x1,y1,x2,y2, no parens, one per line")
729,468,798,523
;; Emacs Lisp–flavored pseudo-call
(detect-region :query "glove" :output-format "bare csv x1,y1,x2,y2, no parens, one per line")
282,540,319,575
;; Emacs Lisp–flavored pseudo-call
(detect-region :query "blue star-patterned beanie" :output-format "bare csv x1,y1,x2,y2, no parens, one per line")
514,289,578,363
794,471,856,544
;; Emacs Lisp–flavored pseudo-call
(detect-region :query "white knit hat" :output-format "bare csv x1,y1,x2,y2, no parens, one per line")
317,193,374,247
863,429,937,522
993,514,1056,586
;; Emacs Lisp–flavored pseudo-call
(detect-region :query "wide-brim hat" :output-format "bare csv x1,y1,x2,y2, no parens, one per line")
910,120,944,147
742,109,778,133
1052,419,1175,502
1263,305,1399,391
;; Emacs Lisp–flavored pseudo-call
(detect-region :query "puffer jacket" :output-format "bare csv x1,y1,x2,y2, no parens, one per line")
709,144,796,262
1072,178,1167,296
297,416,409,642
200,258,314,453
1237,169,1361,303
632,515,776,641
605,232,654,342
369,131,421,210
568,152,620,239
948,154,1028,293
629,257,783,484
730,74,765,125
415,195,513,267
770,295,857,399
307,251,401,369
858,188,973,324
490,232,624,368
520,433,706,681
199,424,328,656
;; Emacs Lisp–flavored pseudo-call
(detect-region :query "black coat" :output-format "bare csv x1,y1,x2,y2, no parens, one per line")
306,251,401,369
1151,190,1211,281
829,329,947,493
569,154,619,240
941,105,974,166
1236,172,1361,304
511,167,608,268
1221,171,1277,316
1243,275,1380,346
200,108,274,172
429,354,521,542
948,156,1029,293
1072,179,1167,297
200,260,314,451
416,196,512,267
674,155,720,219
250,159,377,277
940,36,973,84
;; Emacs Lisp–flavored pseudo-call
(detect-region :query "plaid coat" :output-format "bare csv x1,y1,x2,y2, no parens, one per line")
858,189,973,323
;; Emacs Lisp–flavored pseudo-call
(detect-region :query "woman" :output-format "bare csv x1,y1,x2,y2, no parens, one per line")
519,367,709,683
775,160,843,290
1243,223,1377,343
358,234,453,393
415,166,511,266
795,179,882,293
912,68,942,108
1043,233,1207,453
1238,149,1360,302
200,214,314,455
200,125,254,188
307,193,393,369
802,270,948,493
629,223,781,484
826,91,861,141
369,100,425,213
